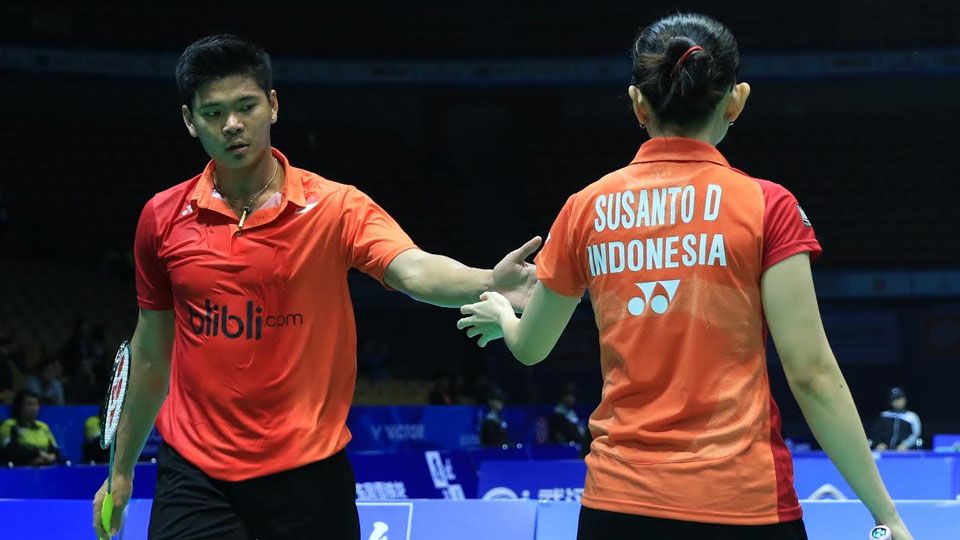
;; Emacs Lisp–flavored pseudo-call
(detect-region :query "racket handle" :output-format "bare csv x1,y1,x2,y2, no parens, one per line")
869,525,892,539
102,492,115,534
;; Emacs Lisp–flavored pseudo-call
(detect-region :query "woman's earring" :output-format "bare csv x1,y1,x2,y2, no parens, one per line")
728,122,734,126
639,123,646,130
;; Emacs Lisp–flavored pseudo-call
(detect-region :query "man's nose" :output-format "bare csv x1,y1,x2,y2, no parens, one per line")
223,113,243,135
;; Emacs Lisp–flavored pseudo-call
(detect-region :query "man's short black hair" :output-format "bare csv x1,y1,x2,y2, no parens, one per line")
175,34,272,109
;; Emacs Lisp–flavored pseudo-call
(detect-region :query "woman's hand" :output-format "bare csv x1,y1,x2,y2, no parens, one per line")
457,292,515,347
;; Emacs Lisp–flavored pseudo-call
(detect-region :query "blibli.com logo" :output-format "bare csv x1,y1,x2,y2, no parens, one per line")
189,299,303,340
628,279,680,316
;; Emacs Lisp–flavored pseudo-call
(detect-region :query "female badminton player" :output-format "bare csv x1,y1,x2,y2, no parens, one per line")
459,13,913,540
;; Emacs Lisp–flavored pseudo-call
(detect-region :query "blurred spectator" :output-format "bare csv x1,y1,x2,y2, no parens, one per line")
0,190,9,247
480,386,511,447
67,357,103,404
428,372,458,405
62,317,106,372
0,329,21,404
83,405,109,464
24,359,66,406
869,387,922,451
0,357,14,405
464,372,491,405
452,374,470,404
357,337,390,381
1,389,60,466
548,384,590,454
100,247,135,278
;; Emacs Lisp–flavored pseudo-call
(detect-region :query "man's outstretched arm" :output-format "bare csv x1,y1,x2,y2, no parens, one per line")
384,236,541,311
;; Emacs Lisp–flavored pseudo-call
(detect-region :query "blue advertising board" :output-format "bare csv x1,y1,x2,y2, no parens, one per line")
345,405,592,451
347,406,482,451
477,460,586,501
0,405,592,462
793,452,959,500
933,433,960,452
352,450,476,500
0,462,157,499
478,452,960,503
0,451,475,501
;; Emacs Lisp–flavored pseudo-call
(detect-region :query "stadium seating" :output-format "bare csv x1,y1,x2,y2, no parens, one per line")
3,1,958,56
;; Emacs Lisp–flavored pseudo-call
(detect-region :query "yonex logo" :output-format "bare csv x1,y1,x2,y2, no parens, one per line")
627,279,680,316
180,204,194,217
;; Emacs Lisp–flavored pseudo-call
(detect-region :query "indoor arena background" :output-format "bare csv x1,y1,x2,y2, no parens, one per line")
1,1,958,538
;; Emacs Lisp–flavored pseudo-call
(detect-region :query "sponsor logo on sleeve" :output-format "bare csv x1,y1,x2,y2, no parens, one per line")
797,204,812,227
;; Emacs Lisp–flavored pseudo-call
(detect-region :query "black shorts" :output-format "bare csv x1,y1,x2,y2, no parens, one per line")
577,505,808,540
148,443,360,540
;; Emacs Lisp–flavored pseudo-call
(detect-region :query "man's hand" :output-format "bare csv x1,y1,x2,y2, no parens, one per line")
492,236,542,312
93,473,133,539
30,451,56,466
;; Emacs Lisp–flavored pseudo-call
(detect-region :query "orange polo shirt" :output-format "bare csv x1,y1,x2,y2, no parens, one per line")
535,137,821,525
134,148,416,481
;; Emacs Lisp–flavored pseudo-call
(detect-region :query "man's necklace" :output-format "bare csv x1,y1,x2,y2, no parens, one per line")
213,158,279,230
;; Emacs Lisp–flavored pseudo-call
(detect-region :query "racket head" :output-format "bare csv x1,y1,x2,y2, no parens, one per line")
100,340,132,449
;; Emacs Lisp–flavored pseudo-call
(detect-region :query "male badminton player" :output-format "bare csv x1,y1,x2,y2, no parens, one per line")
91,34,539,540
458,13,913,540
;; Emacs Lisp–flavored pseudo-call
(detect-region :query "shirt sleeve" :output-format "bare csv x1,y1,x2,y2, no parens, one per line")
339,187,418,284
134,199,174,310
900,412,922,448
759,180,823,271
535,194,588,298
40,422,59,449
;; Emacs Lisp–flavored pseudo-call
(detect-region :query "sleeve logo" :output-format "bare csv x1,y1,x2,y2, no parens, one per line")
797,204,812,227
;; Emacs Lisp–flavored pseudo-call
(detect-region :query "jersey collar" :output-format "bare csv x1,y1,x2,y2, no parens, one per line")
190,147,307,229
630,137,730,168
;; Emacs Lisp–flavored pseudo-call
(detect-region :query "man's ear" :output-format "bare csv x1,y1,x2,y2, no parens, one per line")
269,90,279,124
182,104,198,138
